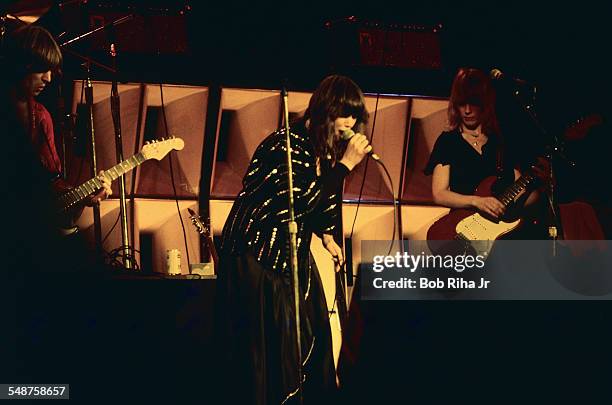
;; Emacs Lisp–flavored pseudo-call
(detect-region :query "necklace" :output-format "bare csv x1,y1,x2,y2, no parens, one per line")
462,130,482,146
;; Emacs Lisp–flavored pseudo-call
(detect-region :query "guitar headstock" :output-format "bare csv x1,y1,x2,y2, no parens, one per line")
141,137,185,160
187,208,208,235
187,208,218,266
564,113,603,141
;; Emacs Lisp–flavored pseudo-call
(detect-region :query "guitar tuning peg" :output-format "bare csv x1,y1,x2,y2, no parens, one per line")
145,141,150,145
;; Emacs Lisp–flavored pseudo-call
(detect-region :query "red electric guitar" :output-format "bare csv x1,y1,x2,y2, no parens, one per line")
427,170,539,257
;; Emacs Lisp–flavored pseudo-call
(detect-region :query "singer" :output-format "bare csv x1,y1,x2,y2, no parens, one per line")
424,67,542,233
216,75,371,404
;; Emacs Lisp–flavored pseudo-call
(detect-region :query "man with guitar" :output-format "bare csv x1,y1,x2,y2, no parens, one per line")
2,25,112,230
425,67,542,249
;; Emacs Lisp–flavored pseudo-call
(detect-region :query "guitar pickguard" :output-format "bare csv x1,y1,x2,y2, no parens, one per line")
454,213,521,256
456,213,520,240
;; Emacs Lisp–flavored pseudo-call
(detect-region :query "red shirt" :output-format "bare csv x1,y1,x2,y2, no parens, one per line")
30,100,71,193
30,100,61,175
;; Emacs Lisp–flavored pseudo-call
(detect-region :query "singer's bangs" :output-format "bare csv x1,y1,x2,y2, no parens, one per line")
324,75,368,122
304,74,369,162
337,98,367,122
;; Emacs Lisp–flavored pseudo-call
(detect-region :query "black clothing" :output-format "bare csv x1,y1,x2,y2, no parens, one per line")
221,122,348,272
425,129,516,196
218,122,346,404
425,129,547,238
217,251,337,404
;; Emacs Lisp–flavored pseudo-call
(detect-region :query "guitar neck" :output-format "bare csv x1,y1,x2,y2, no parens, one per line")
498,171,536,208
188,208,218,265
59,152,145,211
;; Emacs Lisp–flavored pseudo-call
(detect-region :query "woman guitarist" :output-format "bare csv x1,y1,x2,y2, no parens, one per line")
425,67,541,242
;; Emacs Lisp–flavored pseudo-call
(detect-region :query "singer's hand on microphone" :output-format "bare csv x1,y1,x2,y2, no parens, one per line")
339,133,371,170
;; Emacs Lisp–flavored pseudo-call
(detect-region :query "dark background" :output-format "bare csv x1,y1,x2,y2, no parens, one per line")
36,0,611,180
5,0,612,403
37,0,610,111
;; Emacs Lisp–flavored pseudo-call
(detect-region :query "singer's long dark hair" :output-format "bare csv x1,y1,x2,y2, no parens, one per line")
303,75,369,163
448,67,499,135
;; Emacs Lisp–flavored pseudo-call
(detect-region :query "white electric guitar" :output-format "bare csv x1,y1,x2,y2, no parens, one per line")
57,137,184,233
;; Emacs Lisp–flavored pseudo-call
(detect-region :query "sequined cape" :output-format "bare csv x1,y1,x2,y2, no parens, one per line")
220,124,349,273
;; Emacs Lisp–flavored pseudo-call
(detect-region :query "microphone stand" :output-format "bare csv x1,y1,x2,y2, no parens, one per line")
57,48,116,259
281,86,303,404
107,26,133,270
507,84,572,256
83,62,103,258
59,15,134,267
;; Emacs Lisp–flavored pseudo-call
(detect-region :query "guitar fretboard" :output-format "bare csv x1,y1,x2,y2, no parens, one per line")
58,153,146,211
498,172,536,208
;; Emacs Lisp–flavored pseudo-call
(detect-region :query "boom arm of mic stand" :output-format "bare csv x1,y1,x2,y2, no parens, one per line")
59,14,135,48
62,47,116,74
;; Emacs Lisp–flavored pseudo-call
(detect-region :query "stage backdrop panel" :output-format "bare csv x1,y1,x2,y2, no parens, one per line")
286,91,312,120
68,81,143,196
75,199,140,267
344,95,411,202
402,97,449,204
135,84,208,198
210,88,281,199
401,205,450,241
135,199,201,275
340,204,398,305
74,199,203,274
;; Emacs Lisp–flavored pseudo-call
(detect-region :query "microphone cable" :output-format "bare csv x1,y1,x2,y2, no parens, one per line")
328,92,381,321
159,83,192,272
346,91,400,268
347,25,399,271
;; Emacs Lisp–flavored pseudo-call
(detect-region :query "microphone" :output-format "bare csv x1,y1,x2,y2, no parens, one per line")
340,129,380,161
490,68,530,86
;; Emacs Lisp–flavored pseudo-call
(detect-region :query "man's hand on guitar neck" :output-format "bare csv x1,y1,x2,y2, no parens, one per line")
84,170,113,206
